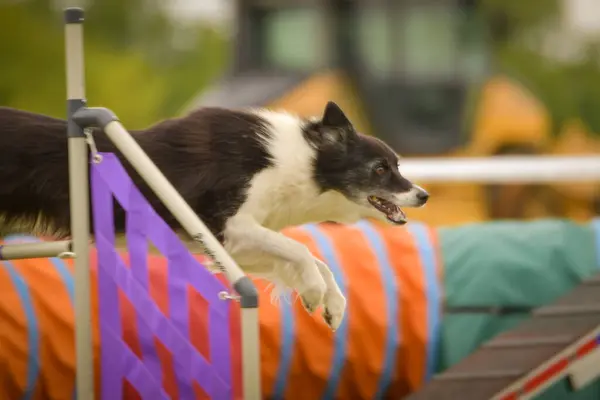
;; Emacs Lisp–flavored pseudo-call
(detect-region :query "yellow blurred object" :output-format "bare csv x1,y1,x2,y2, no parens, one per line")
466,76,551,156
269,70,373,135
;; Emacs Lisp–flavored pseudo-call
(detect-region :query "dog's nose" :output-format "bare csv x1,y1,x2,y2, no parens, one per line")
416,189,429,204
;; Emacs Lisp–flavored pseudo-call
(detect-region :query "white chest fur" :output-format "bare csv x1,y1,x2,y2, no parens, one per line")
230,110,378,231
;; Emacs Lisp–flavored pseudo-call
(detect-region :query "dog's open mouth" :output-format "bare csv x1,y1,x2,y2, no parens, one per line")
368,196,407,224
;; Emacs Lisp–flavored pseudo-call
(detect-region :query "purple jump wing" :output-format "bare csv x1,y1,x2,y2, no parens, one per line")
91,153,233,399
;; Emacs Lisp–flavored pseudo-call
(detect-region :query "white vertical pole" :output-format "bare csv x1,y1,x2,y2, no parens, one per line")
64,7,95,400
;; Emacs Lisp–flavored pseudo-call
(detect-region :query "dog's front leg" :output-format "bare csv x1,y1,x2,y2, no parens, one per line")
224,216,328,317
312,257,346,330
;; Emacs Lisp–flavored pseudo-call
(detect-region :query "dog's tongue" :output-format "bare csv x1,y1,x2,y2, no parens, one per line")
387,207,407,224
368,196,407,225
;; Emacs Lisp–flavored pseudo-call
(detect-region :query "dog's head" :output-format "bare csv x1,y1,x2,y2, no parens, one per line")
304,101,428,225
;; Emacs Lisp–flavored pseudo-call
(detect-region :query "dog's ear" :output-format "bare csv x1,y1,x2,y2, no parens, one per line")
322,101,351,128
315,101,355,144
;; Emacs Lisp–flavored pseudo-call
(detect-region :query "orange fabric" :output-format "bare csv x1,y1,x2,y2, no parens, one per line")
280,228,336,400
10,258,75,400
0,222,443,399
0,242,102,400
259,222,443,398
254,278,285,396
371,223,429,393
0,262,29,399
310,223,390,400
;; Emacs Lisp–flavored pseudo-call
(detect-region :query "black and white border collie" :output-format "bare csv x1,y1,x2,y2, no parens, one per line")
0,102,428,330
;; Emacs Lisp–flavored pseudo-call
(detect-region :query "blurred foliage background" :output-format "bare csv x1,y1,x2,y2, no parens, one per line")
3,0,600,137
0,0,229,128
480,0,600,136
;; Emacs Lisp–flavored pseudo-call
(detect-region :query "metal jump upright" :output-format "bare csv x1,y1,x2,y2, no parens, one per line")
0,7,261,399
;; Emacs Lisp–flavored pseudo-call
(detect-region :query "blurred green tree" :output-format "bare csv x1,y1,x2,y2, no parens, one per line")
479,0,600,136
0,0,228,128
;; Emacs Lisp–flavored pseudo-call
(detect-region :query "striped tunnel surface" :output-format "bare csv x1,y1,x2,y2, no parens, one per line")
91,153,234,399
264,220,443,400
0,235,76,400
0,212,445,397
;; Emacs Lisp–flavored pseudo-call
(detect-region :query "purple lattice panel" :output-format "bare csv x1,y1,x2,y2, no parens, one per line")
91,153,233,399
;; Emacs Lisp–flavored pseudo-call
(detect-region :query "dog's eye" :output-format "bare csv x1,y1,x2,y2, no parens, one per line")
375,165,388,176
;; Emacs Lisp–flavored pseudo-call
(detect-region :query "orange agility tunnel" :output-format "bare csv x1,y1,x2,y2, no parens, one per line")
0,220,443,399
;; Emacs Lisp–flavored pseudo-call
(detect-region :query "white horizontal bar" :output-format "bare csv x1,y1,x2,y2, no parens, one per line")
0,240,72,260
400,156,600,183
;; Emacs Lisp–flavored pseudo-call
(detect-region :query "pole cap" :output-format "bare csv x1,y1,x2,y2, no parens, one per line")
64,7,84,24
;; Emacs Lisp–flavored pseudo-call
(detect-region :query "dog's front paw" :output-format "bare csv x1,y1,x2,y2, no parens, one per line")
295,255,327,313
299,283,326,314
322,289,346,331
311,257,346,331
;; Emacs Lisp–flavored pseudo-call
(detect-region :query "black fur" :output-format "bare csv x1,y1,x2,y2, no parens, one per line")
0,106,273,241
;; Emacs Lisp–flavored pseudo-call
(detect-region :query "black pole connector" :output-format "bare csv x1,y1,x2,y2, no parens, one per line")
64,7,84,24
72,107,119,130
67,99,86,138
233,276,259,308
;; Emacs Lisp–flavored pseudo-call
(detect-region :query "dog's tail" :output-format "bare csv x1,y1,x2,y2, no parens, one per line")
0,106,125,151
0,107,127,237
